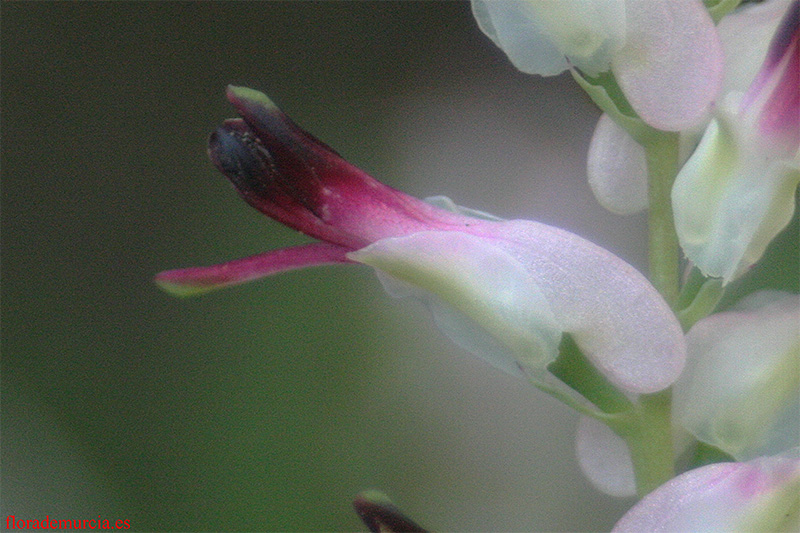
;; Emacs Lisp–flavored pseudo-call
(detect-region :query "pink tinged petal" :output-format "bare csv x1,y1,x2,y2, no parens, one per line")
673,2,800,281
576,415,636,497
587,113,648,215
480,220,685,394
673,291,800,461
154,242,352,297
718,0,793,98
351,218,685,392
612,0,724,131
742,0,800,148
348,231,562,377
612,450,800,532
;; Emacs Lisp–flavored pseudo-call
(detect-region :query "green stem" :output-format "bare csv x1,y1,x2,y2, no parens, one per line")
644,132,681,308
547,334,633,415
608,390,675,496
677,278,725,331
704,0,743,23
542,336,675,495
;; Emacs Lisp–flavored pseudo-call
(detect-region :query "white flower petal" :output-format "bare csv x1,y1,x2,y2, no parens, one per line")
351,219,686,394
672,104,800,281
576,415,636,497
349,231,563,377
673,291,800,461
587,113,648,215
471,0,625,76
613,0,724,130
480,220,685,394
613,450,800,532
472,0,568,76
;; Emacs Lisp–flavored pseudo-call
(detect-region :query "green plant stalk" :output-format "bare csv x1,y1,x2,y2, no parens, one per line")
608,390,675,496
678,278,725,331
644,132,682,308
544,336,675,495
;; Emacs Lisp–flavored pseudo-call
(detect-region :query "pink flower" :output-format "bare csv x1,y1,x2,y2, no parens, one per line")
613,450,800,532
156,86,685,394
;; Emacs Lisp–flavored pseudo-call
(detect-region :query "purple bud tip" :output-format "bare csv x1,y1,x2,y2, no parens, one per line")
208,121,271,197
352,491,427,533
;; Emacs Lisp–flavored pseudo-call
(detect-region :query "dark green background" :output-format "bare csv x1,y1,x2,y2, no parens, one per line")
3,2,796,532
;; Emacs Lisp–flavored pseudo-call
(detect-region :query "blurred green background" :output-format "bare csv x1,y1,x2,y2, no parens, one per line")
3,2,796,532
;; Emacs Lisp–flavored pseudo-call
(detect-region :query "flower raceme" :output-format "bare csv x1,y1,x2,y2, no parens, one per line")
156,86,685,394
582,0,799,282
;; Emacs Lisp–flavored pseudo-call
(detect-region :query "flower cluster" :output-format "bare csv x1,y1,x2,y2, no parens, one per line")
158,0,799,529
473,0,799,527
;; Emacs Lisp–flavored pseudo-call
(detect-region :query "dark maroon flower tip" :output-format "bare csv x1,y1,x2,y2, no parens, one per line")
207,102,364,250
209,86,473,249
764,0,799,69
353,491,427,533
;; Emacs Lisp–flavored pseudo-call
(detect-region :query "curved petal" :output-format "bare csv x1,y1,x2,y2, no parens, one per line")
612,0,724,130
353,220,686,393
673,291,800,461
718,0,793,97
482,220,685,394
742,0,800,150
348,231,562,377
672,105,800,282
576,416,636,497
613,450,800,532
471,0,568,76
587,113,648,215
217,87,472,248
155,242,352,296
471,0,625,76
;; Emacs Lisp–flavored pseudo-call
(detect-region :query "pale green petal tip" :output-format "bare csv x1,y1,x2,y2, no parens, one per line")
226,85,278,110
356,490,393,507
154,278,219,298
